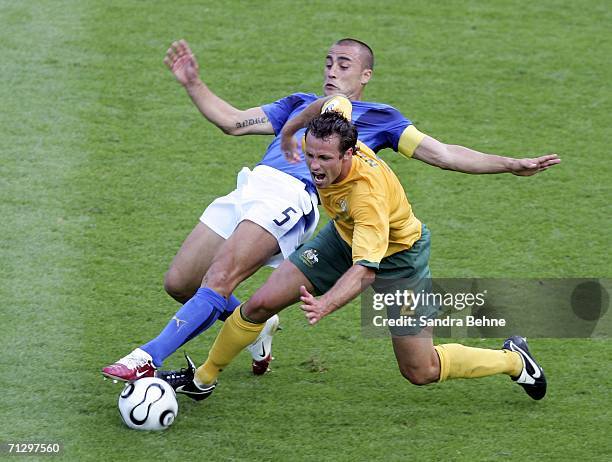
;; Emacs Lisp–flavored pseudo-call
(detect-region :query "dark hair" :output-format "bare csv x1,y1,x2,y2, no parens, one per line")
305,111,358,155
335,38,374,70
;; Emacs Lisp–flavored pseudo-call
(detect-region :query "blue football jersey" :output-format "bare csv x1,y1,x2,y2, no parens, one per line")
260,93,413,191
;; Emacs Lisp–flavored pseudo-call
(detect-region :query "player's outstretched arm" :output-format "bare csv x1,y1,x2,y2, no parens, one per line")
300,264,375,325
164,39,273,136
412,135,560,175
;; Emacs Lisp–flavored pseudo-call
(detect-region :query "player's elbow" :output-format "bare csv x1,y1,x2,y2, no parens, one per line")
219,124,239,136
220,109,258,136
363,269,376,287
354,264,376,283
216,111,244,135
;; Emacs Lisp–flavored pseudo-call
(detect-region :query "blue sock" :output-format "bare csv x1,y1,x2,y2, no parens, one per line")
219,293,241,322
141,287,229,367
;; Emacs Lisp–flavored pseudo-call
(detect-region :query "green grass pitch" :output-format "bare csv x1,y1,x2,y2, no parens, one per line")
1,0,610,460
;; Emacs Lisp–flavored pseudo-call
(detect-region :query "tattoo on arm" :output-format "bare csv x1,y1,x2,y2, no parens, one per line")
236,116,268,129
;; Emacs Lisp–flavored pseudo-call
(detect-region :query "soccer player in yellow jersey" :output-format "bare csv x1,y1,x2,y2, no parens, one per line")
107,37,560,387
163,109,555,402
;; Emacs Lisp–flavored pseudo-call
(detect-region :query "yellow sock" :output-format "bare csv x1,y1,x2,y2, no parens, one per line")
434,343,522,382
195,305,265,385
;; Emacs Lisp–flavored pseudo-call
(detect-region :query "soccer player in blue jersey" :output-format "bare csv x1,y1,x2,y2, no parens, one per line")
102,38,393,381
102,38,559,383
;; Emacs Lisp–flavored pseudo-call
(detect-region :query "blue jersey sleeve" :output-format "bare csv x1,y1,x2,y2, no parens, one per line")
382,107,412,151
353,103,412,152
261,93,317,135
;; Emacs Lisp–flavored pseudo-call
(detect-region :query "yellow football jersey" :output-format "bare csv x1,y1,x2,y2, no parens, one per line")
317,142,422,267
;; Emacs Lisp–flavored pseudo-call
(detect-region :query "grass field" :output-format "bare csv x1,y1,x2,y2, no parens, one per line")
1,0,611,460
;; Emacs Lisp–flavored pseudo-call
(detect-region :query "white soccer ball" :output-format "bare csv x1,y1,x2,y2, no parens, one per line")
118,377,178,431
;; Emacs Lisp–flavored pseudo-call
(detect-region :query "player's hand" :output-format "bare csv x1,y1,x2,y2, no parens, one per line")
511,153,561,176
281,132,301,163
299,285,326,325
164,39,200,87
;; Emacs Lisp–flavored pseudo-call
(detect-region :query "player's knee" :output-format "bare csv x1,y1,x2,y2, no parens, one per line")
164,268,195,304
398,364,439,386
243,292,277,323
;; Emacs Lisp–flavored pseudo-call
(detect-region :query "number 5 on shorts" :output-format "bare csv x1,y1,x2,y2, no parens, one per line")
273,207,297,226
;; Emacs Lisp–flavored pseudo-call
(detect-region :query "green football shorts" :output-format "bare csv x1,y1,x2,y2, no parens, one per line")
289,221,441,335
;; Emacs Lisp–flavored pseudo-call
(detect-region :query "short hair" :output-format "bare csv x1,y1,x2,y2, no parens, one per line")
334,38,374,70
305,111,358,155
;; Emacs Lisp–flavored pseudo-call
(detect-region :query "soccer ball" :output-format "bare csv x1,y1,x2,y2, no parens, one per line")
118,377,178,431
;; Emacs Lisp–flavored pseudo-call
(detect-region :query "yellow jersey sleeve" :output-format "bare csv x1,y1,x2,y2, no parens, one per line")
321,95,352,120
300,96,353,150
398,125,426,159
350,193,390,268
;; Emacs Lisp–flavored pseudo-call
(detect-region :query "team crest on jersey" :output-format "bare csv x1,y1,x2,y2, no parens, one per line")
300,249,319,267
337,198,348,213
355,151,379,168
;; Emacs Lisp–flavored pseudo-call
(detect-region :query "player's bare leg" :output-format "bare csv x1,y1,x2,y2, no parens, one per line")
161,219,282,368
171,219,286,370
200,259,314,378
233,259,314,374
103,222,223,382
164,222,225,303
237,258,314,373
391,329,524,386
243,260,315,322
103,220,283,381
201,219,281,297
392,328,544,398
165,260,313,400
165,218,284,304
158,260,314,400
199,219,288,374
391,327,441,385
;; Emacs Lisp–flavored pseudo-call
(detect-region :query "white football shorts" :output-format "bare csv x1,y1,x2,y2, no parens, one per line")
200,165,319,268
